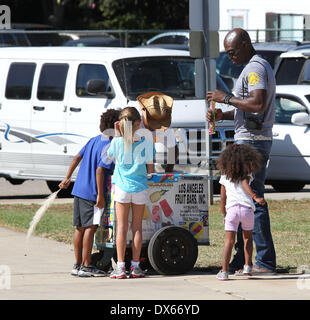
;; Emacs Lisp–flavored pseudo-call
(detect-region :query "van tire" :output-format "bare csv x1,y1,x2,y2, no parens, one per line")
46,180,73,198
147,226,198,275
271,181,305,192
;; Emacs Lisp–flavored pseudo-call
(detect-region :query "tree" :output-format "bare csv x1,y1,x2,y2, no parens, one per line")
4,0,189,30
88,0,189,30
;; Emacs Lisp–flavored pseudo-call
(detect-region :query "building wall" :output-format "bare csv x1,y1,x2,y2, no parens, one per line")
218,0,310,49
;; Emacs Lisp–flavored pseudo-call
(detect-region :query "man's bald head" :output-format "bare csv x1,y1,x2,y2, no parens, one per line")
224,28,255,65
224,28,252,47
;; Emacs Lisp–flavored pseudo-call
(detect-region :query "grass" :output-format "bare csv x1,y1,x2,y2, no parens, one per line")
0,203,73,243
0,200,309,272
196,199,310,273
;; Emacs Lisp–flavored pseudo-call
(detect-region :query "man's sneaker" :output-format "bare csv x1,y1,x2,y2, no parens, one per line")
110,266,127,279
251,264,276,276
129,266,145,278
243,265,252,276
77,265,106,277
216,270,229,281
71,264,80,276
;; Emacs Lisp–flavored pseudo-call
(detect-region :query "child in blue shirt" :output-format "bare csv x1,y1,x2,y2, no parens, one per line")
108,107,154,279
59,109,120,277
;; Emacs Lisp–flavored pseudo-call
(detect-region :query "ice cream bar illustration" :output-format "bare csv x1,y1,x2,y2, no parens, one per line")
143,206,150,220
152,205,161,223
159,199,173,222
189,222,203,237
149,189,169,203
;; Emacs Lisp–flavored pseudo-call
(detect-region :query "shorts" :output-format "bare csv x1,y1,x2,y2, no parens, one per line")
224,204,254,232
113,185,148,205
73,196,103,227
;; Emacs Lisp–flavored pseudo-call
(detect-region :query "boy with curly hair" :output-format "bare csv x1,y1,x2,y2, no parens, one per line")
59,109,120,277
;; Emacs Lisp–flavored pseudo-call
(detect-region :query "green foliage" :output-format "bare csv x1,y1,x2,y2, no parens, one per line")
8,0,189,30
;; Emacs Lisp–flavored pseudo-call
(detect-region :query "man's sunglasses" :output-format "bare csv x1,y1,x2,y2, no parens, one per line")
226,49,236,58
226,45,242,58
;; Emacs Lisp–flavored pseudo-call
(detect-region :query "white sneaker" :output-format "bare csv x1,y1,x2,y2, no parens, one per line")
243,265,252,276
71,264,80,276
129,266,145,278
110,266,127,279
216,270,229,281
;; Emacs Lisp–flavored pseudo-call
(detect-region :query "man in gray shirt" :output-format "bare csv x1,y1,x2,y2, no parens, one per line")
207,28,276,275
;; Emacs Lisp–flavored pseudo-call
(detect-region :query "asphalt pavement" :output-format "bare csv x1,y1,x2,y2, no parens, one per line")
0,178,310,303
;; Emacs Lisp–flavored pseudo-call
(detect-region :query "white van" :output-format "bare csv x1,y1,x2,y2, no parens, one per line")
0,47,234,195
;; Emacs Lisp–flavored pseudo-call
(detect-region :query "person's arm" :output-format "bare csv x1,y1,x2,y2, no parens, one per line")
96,166,105,209
241,177,266,206
207,89,267,114
147,163,154,174
206,107,234,123
220,185,227,223
58,154,82,189
165,144,179,173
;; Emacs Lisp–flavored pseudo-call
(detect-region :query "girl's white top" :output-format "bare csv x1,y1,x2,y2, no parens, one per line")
219,174,255,211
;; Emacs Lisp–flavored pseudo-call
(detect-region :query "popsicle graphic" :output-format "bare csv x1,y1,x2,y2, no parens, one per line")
143,206,150,220
149,189,169,203
152,205,161,231
159,199,174,223
189,222,203,238
143,205,151,228
152,205,161,223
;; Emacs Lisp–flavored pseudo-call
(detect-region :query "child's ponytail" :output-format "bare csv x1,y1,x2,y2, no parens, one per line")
119,107,141,153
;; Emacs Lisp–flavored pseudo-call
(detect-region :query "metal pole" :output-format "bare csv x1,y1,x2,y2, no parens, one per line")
189,0,219,205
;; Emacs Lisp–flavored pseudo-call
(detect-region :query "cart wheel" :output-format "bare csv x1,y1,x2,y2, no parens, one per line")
91,249,113,272
113,247,152,272
148,226,198,275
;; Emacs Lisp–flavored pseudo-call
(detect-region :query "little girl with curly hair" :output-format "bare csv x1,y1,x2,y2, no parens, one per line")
216,143,266,281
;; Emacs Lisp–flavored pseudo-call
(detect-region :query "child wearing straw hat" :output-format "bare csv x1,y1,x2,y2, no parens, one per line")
137,91,177,174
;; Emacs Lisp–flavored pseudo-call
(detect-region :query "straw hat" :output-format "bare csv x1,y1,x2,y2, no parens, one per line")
137,92,173,130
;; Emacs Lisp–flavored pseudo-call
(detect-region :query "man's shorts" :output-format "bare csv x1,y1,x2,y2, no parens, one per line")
113,185,148,205
224,203,254,232
73,196,102,227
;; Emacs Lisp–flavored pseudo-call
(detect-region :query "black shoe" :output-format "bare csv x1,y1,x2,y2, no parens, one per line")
78,265,106,277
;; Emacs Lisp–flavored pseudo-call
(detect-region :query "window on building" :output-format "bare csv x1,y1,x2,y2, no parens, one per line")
228,10,248,29
266,12,310,42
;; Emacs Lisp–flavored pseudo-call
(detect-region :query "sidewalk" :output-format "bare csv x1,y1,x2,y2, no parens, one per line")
0,226,309,300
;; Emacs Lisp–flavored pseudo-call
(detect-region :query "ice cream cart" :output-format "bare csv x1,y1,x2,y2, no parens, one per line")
92,173,209,275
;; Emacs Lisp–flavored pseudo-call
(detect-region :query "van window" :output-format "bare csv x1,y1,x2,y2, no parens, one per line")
275,58,305,84
5,63,36,100
76,64,111,97
113,56,195,100
275,95,307,123
301,60,310,84
37,63,69,100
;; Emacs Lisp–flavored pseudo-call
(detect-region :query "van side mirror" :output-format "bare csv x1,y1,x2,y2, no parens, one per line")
86,79,108,96
291,112,310,125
